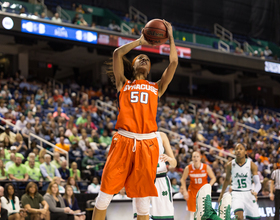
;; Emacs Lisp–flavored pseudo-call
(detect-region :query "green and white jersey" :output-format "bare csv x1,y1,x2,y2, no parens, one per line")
231,159,252,191
155,132,167,174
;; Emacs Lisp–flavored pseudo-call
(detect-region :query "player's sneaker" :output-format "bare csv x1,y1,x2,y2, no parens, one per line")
195,184,215,220
218,192,232,220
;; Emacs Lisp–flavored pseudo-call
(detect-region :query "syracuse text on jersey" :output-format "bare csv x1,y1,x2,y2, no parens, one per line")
123,81,158,95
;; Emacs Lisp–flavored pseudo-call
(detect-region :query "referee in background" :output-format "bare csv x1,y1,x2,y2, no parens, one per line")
270,165,280,220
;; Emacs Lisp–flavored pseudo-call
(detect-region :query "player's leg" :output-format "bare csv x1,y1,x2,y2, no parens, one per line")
134,197,150,220
92,191,113,220
150,177,174,220
187,188,197,220
231,191,245,220
243,191,260,220
218,192,232,220
195,184,221,220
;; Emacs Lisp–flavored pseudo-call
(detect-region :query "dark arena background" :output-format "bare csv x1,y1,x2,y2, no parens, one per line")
0,0,279,219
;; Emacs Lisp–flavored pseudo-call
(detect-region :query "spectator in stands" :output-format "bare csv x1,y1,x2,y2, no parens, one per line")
63,185,85,220
108,20,121,32
41,12,50,20
171,178,180,193
9,146,24,160
3,136,12,150
77,17,88,26
123,13,130,22
0,101,8,115
43,182,74,220
0,159,6,180
26,158,42,182
264,46,272,57
14,115,26,132
206,149,216,164
21,182,50,220
72,14,80,24
69,141,83,169
131,14,139,23
13,133,27,155
112,187,131,200
5,153,15,171
0,125,16,144
82,148,99,175
259,125,267,136
53,177,65,194
25,111,35,125
52,13,62,23
91,22,96,28
8,156,28,181
69,128,80,144
50,152,61,169
63,93,73,107
88,129,99,144
22,122,34,143
78,132,91,151
0,186,4,197
58,160,70,181
0,199,8,220
55,136,70,156
53,107,69,121
87,176,100,193
167,166,181,184
1,183,25,219
69,162,81,181
99,130,112,147
76,113,87,126
76,4,85,14
67,177,80,193
131,24,140,35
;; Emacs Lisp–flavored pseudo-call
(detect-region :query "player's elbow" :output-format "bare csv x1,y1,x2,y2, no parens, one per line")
170,60,178,67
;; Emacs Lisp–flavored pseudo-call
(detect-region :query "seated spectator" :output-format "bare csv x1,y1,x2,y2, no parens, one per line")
8,156,28,181
26,158,42,182
87,176,100,193
123,13,130,22
14,115,26,132
258,125,267,136
167,167,181,184
72,14,80,24
43,182,74,220
264,46,272,57
8,146,24,160
173,186,184,199
0,125,16,144
21,122,35,142
0,199,8,220
76,113,87,126
69,143,83,169
52,13,62,23
69,162,81,181
25,152,39,167
63,185,85,220
53,107,69,121
215,176,225,193
77,17,88,26
99,130,112,147
53,90,63,102
131,24,140,35
69,128,80,144
21,182,50,220
41,11,50,20
171,178,179,193
13,133,27,155
55,136,70,155
0,159,7,180
58,160,70,181
88,130,99,143
112,187,131,200
108,20,121,32
0,101,8,115
52,177,65,194
78,132,91,151
40,154,62,190
1,183,26,219
76,4,85,13
81,148,100,176
63,93,73,107
51,152,61,169
67,177,80,194
5,153,15,171
25,111,35,125
206,149,216,164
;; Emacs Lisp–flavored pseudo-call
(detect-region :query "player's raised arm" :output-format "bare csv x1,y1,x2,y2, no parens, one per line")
218,162,232,202
157,20,178,98
113,35,150,92
206,165,216,186
251,161,261,200
159,132,177,167
181,166,189,201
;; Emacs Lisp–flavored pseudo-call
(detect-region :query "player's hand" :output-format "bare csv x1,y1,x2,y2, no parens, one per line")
162,20,173,39
183,191,189,201
160,154,172,163
138,32,151,46
269,193,274,201
251,190,258,201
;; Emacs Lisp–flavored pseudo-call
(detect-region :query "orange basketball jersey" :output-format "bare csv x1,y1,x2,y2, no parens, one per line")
115,79,158,133
188,163,208,191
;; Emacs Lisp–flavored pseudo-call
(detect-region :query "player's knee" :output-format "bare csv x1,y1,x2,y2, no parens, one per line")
95,191,113,210
135,197,150,215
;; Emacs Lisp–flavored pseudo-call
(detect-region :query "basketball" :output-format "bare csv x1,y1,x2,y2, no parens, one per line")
143,19,168,46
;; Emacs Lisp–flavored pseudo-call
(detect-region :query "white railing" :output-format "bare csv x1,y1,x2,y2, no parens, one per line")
207,111,227,126
188,103,196,115
29,133,69,165
218,40,230,52
96,100,117,111
129,6,147,24
243,41,254,54
0,117,20,132
233,39,241,49
214,23,233,41
236,122,279,141
121,22,132,34
263,108,280,119
56,5,71,22
197,142,236,159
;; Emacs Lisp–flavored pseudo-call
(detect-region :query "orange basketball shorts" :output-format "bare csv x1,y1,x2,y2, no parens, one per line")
187,187,199,212
100,132,159,198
